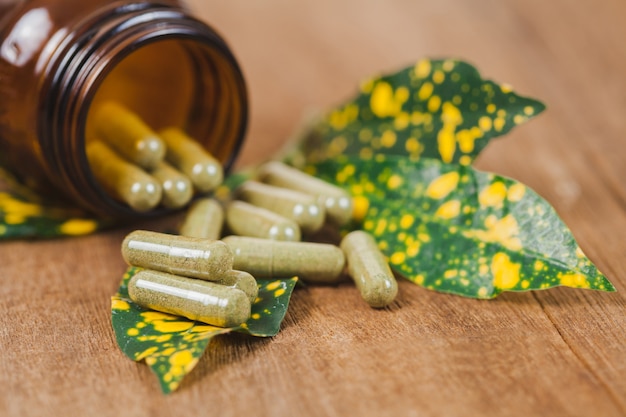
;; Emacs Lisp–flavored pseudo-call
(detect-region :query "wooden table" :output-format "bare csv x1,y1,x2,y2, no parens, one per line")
2,0,625,416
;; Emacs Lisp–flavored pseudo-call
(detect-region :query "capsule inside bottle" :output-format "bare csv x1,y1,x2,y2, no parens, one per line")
81,38,246,216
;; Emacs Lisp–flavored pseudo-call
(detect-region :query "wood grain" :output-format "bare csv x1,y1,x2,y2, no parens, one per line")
1,0,626,416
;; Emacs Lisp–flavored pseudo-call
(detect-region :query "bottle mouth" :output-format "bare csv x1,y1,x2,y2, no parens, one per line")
40,5,248,218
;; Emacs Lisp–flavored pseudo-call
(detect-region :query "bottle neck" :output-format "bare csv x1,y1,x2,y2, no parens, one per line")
38,3,248,218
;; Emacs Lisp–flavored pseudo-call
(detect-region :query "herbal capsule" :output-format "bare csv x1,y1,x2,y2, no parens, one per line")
150,161,193,209
92,102,165,169
222,236,345,283
122,230,233,280
128,270,251,327
214,269,259,304
340,231,398,308
236,181,324,234
160,127,223,193
86,141,162,212
258,161,353,226
226,201,301,241
179,198,224,239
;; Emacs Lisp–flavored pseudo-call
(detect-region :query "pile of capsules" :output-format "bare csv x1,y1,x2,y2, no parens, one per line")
122,159,400,328
87,101,223,211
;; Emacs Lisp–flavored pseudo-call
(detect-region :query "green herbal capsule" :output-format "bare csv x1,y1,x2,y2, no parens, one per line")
159,127,223,193
258,161,353,226
128,269,251,327
150,161,193,209
222,235,345,283
214,269,259,304
179,198,224,239
226,200,301,241
122,230,233,280
92,101,165,169
340,230,398,308
86,141,162,212
236,181,324,234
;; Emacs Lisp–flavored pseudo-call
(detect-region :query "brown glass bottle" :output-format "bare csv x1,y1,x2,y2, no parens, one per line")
0,0,247,218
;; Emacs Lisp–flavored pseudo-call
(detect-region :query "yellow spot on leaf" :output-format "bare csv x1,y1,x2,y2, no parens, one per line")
479,182,508,208
58,219,98,236
524,106,535,116
507,183,526,202
459,155,472,166
444,270,458,279
406,241,421,257
352,196,369,223
370,82,409,117
418,82,434,100
464,214,522,251
513,115,526,125
534,260,545,271
275,288,286,297
500,83,513,93
486,104,496,114
456,128,483,153
443,60,455,72
387,174,403,190
494,117,506,132
127,328,139,336
390,252,406,265
437,102,462,162
428,95,441,113
381,130,397,148
266,281,281,291
426,172,460,199
478,116,492,132
433,70,445,84
111,299,130,311
169,350,196,371
400,214,415,229
415,59,432,78
491,252,521,289
435,200,461,219
135,346,159,361
477,287,489,298
405,137,422,154
560,273,590,289
374,219,387,236
153,321,195,333
394,112,410,130
140,311,178,322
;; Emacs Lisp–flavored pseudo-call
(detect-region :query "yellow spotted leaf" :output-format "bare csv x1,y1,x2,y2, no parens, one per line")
111,267,298,393
311,155,614,298
0,168,106,239
296,59,545,166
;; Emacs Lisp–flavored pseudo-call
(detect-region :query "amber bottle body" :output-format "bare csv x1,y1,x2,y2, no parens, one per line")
0,0,247,217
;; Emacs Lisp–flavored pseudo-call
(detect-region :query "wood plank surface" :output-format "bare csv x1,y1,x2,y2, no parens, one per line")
1,0,625,416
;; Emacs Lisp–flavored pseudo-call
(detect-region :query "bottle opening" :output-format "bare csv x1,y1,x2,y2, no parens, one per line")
80,36,247,215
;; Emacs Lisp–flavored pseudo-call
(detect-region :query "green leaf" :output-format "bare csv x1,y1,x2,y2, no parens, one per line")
309,155,614,298
111,267,297,393
0,168,105,239
298,58,545,166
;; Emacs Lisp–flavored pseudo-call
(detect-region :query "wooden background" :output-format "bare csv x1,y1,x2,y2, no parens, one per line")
2,0,626,416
